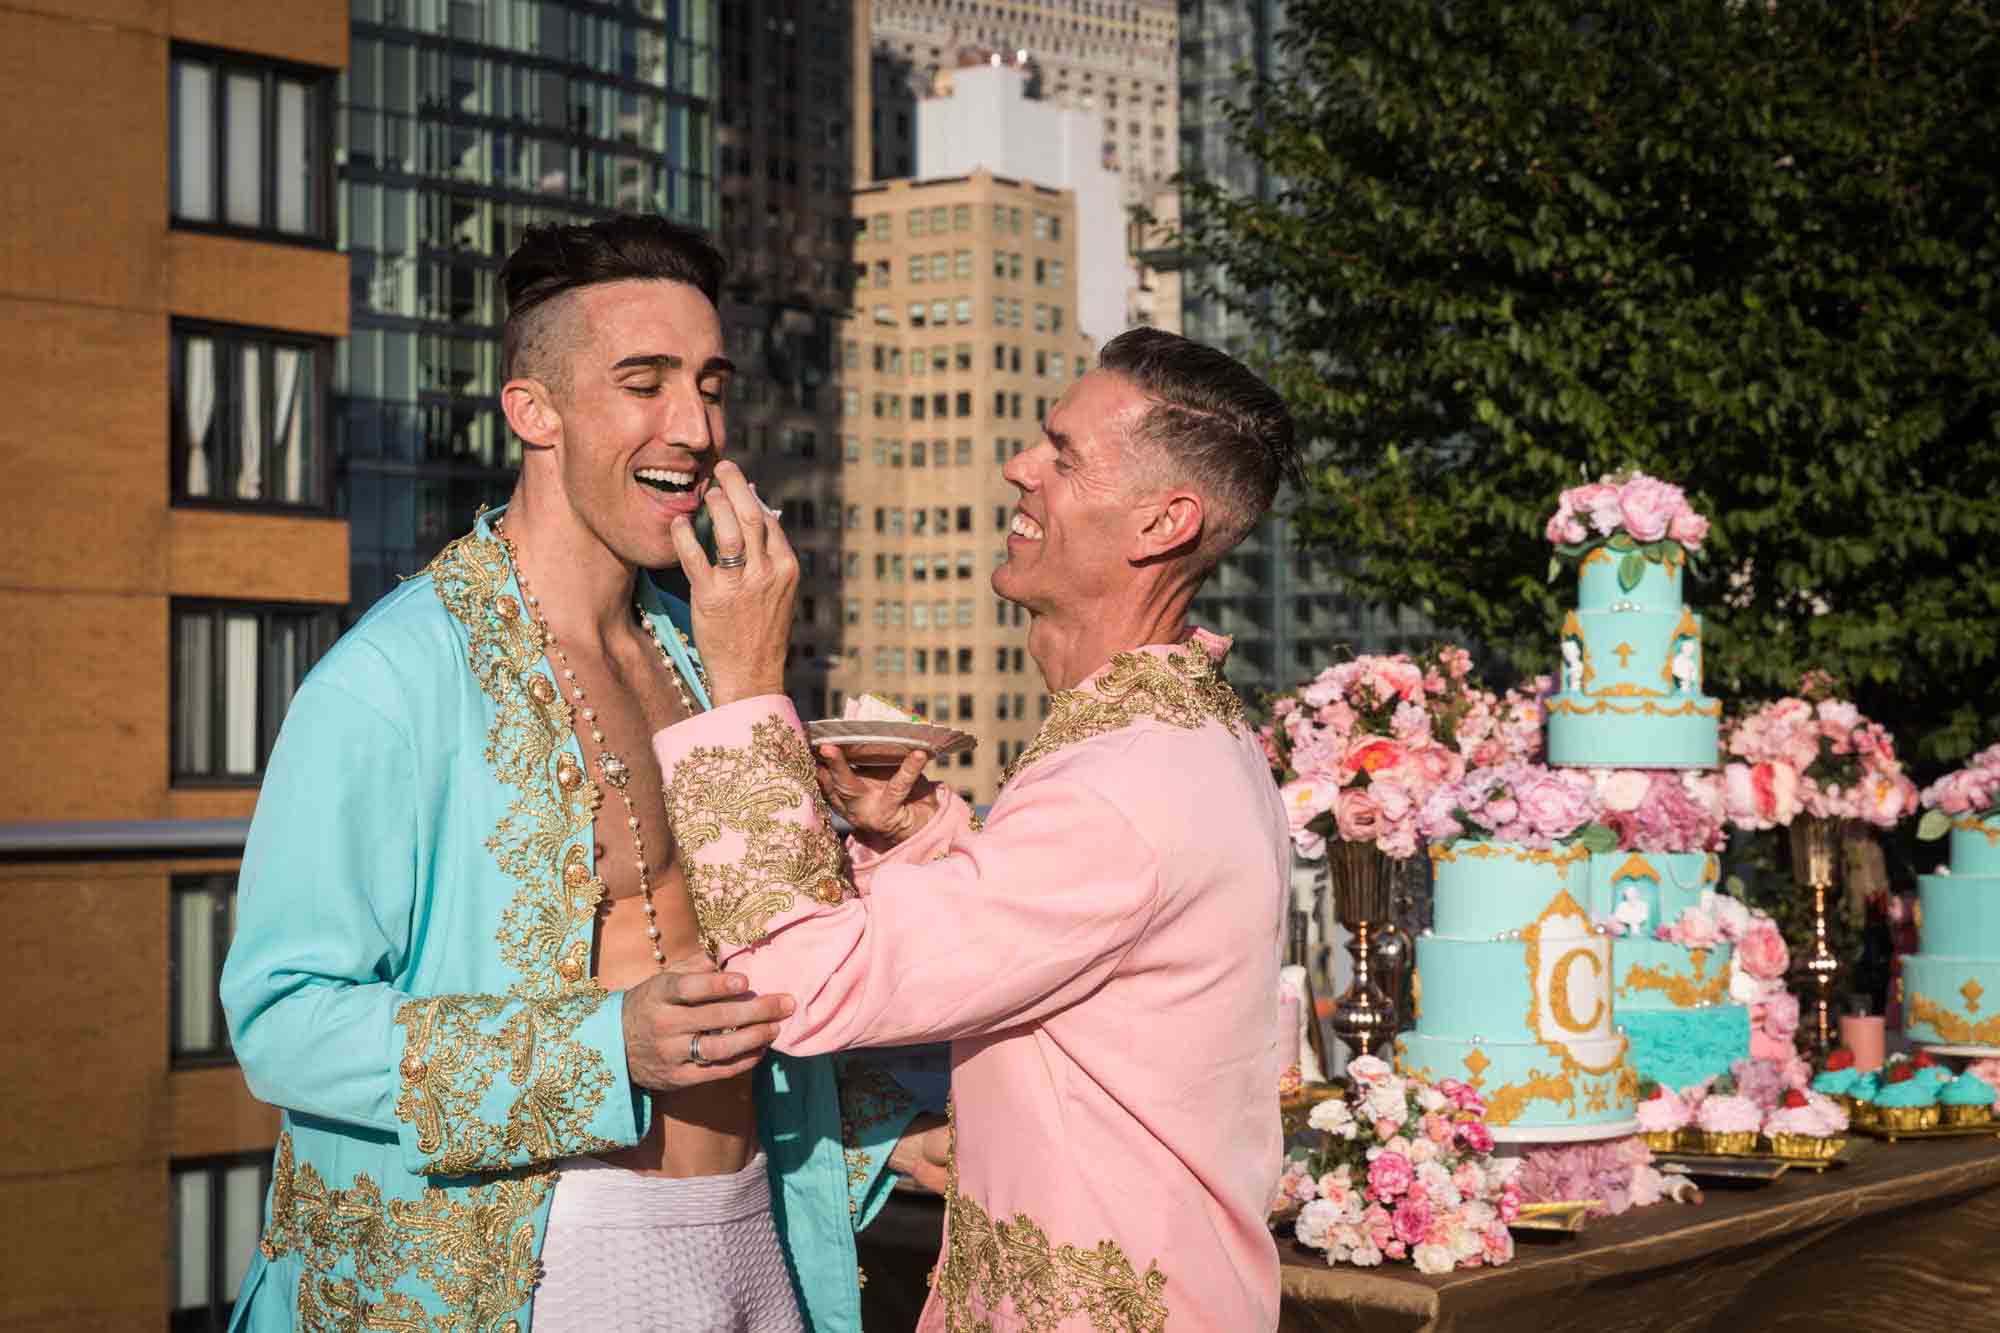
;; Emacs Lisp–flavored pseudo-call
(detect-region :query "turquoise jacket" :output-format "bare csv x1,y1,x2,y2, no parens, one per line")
220,509,918,1332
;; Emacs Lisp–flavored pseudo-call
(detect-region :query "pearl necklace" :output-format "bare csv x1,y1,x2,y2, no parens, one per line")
497,519,705,969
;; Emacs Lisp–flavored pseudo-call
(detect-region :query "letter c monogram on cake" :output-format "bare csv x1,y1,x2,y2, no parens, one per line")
1549,946,1606,1034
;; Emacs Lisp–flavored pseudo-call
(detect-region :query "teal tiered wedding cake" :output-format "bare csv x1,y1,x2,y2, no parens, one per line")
1903,818,2000,1051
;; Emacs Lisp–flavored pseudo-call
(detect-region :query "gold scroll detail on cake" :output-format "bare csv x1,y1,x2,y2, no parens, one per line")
1950,817,2000,846
1520,889,1626,1076
1965,980,1986,1015
1428,841,1591,870
1611,854,1660,886
1618,949,1730,1008
1660,608,1701,685
1908,992,2000,1046
1546,697,1721,718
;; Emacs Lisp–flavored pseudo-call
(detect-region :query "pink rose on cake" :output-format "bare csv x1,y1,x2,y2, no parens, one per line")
1736,918,1791,981
1421,763,1612,852
1920,742,2000,820
1544,470,1710,558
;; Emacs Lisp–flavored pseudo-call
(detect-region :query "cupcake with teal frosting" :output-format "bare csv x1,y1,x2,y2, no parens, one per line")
1812,1050,1860,1104
1874,1066,1942,1131
1941,1072,1997,1127
1846,1070,1884,1128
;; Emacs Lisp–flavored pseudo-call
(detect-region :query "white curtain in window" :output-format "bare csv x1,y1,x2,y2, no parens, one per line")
183,337,215,496
176,890,215,1052
235,345,263,500
173,1171,210,1310
175,613,213,776
276,79,308,233
273,347,306,502
225,73,263,227
223,614,259,776
222,1165,263,1298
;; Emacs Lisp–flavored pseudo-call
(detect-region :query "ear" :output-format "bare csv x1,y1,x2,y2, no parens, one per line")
501,377,562,451
1130,489,1204,563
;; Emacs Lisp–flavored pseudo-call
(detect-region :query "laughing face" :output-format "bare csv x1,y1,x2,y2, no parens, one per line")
991,368,1155,618
535,278,733,570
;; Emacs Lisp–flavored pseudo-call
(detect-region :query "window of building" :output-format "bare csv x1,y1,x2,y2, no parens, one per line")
1033,303,1048,332
957,551,975,579
871,214,890,241
1051,259,1066,289
953,204,972,230
931,299,950,326
845,597,860,625
908,302,927,327
843,436,861,463
998,693,1011,721
171,323,330,510
957,648,974,674
1052,307,1065,334
955,438,972,465
929,252,949,281
929,205,949,232
171,49,331,240
172,601,338,782
993,390,1007,417
953,249,973,279
911,440,927,467
913,602,930,628
171,873,238,1065
956,599,975,627
954,298,973,325
912,396,927,421
872,304,894,325
958,693,975,720
909,207,927,236
171,1152,273,1331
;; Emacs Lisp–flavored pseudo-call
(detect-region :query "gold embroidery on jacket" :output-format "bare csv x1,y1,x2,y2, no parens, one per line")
837,1057,917,1214
259,1131,548,1332
1001,641,1243,789
664,716,852,954
390,527,621,1176
936,1100,1169,1332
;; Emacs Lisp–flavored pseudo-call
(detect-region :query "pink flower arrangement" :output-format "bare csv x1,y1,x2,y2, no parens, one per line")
1418,763,1615,852
1286,1057,1519,1274
1646,892,1801,1058
1722,675,1918,831
1267,647,1544,861
1514,1136,1668,1218
1917,741,2000,840
1572,768,1725,854
1546,472,1710,549
1543,469,1709,590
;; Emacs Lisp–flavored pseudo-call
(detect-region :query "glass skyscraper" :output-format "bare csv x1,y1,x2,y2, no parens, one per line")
335,0,716,612
1178,0,1431,698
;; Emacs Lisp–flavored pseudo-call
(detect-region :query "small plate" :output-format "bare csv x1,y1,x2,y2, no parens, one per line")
1659,1158,1792,1184
806,719,977,765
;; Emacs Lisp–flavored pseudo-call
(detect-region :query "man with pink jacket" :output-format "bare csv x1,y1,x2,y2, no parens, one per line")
651,328,1298,1330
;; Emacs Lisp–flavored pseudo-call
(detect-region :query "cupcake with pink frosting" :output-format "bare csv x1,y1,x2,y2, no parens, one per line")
1694,1086,1764,1155
1762,1088,1850,1159
1634,1082,1693,1153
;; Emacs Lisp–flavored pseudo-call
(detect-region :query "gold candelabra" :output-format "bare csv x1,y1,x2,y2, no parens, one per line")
1327,840,1401,1065
1789,815,1847,1055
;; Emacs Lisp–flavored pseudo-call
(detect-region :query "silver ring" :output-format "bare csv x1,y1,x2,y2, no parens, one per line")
715,550,748,570
688,1032,709,1066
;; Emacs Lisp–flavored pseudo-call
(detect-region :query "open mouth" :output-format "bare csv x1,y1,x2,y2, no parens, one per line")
1010,511,1045,541
635,466,699,495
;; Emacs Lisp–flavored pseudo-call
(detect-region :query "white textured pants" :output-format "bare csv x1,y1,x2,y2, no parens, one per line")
532,1153,805,1332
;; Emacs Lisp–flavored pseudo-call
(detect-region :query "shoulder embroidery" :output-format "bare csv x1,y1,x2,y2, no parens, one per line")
1000,641,1244,789
664,715,852,954
936,1100,1168,1332
389,526,620,1175
258,1131,547,1332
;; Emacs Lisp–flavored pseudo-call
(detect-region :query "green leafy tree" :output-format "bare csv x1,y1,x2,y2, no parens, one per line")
1179,0,2000,761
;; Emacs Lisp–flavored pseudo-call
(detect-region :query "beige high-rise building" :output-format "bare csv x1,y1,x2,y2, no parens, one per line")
835,169,1093,803
865,1,1180,334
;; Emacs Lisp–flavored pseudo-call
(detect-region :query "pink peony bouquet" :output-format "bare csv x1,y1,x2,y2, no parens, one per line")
1418,762,1618,853
1917,741,2000,841
1266,646,1544,861
1277,1056,1520,1274
1544,468,1709,591
1514,1136,1669,1219
1571,768,1725,854
1722,673,1918,831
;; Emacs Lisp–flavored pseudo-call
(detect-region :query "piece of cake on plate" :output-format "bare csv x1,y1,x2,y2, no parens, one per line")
1940,1071,1996,1127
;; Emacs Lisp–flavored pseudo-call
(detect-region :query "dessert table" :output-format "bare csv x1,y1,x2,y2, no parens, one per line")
856,1135,2000,1330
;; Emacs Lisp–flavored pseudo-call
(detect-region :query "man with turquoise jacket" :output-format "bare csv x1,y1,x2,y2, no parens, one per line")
219,215,918,1330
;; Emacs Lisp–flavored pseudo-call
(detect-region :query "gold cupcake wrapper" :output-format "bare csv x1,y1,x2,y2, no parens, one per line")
1696,1130,1759,1155
1766,1133,1848,1161
1874,1104,1941,1131
1941,1103,1995,1127
1639,1130,1682,1154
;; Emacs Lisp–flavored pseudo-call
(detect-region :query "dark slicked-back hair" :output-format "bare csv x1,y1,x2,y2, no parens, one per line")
499,214,725,393
1097,327,1301,567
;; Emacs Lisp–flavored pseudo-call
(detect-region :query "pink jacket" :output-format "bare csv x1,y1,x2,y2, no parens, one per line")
654,636,1289,1332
